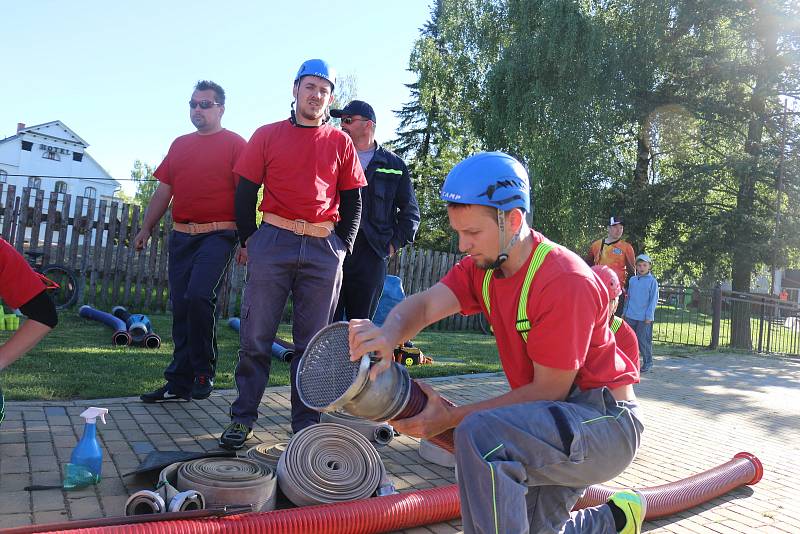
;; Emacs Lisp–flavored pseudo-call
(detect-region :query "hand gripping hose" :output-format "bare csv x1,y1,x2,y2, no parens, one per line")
78,305,131,346
228,318,295,361
320,411,395,446
277,422,387,507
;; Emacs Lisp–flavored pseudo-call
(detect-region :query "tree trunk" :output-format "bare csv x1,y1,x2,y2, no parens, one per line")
628,118,652,252
729,12,778,349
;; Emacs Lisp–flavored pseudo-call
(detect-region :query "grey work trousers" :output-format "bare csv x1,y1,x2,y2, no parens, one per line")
454,386,643,534
231,224,346,432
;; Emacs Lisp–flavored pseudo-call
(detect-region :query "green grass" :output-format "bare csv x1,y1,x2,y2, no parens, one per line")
0,312,501,401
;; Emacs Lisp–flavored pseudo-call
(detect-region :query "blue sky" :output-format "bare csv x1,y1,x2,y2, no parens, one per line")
1,0,432,194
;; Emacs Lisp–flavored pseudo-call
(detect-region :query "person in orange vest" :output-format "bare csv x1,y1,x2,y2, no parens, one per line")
591,265,639,369
586,216,636,315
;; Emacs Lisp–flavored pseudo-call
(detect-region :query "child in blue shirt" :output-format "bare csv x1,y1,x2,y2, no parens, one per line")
623,253,659,372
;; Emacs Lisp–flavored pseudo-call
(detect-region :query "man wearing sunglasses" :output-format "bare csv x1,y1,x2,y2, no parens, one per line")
135,80,246,404
330,100,419,322
220,59,366,449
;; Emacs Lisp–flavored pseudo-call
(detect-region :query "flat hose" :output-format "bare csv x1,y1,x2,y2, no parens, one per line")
277,422,386,507
245,442,286,471
176,457,277,512
320,412,395,446
15,454,761,533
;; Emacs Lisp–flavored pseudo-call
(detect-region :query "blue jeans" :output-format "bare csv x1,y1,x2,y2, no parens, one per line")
231,224,346,432
165,229,237,394
454,387,643,534
626,319,653,371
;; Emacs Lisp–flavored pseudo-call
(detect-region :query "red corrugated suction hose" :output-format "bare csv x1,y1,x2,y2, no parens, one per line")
10,453,760,533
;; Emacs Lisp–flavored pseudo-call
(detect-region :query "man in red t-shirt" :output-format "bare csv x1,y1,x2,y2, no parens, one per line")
135,80,246,404
586,216,636,315
219,59,367,449
349,152,644,534
0,238,58,425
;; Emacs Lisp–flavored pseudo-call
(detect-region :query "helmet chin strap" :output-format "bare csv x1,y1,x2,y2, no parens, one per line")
487,208,520,270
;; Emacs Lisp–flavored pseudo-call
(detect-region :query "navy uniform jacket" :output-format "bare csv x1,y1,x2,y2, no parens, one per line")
359,143,420,258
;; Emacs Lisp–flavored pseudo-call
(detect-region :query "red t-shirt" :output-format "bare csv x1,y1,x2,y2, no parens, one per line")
615,319,639,370
154,129,246,224
0,239,47,308
233,119,367,223
441,232,639,391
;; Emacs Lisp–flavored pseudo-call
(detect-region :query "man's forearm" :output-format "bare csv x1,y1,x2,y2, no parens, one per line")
0,319,52,371
140,186,172,233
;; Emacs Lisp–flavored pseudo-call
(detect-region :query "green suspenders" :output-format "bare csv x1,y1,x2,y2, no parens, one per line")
481,243,555,342
610,315,622,334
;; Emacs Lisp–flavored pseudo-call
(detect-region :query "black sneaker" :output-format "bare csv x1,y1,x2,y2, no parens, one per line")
192,375,214,400
219,422,254,450
140,384,191,403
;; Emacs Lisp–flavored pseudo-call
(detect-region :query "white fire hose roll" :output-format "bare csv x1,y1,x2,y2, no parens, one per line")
246,442,286,471
278,422,387,507
418,438,456,468
176,457,277,512
320,411,395,446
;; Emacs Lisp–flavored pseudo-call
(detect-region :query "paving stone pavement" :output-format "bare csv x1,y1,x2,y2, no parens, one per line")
1,351,798,533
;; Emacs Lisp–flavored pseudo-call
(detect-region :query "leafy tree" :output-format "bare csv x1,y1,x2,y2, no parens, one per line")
130,160,158,207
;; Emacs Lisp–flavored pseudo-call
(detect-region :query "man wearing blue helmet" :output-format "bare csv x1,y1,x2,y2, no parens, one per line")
350,152,645,534
220,59,367,449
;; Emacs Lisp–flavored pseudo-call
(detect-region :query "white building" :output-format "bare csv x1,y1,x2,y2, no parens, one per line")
0,121,120,203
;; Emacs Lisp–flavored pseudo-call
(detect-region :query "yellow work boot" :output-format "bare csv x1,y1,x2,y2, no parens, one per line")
608,489,646,534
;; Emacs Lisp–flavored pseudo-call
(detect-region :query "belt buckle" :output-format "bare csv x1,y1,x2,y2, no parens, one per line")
293,219,307,236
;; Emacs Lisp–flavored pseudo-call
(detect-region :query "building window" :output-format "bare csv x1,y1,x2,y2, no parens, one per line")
28,176,42,189
0,170,7,183
55,181,68,194
84,186,97,199
73,152,83,162
21,141,33,151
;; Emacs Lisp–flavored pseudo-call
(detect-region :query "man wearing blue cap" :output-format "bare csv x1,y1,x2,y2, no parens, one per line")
220,59,367,448
330,100,420,321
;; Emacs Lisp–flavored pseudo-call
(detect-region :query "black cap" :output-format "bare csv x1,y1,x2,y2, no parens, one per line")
330,100,376,123
609,216,624,226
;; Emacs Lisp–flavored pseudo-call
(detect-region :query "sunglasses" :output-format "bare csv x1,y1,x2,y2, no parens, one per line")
189,100,221,109
341,117,371,124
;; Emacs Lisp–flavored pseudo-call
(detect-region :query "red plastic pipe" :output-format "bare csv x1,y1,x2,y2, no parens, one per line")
14,453,760,533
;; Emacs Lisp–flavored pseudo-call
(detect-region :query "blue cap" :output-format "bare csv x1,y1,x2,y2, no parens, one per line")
440,151,530,213
636,253,652,264
330,100,376,123
294,59,336,91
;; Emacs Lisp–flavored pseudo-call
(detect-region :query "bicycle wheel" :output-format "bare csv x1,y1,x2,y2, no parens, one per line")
40,264,80,310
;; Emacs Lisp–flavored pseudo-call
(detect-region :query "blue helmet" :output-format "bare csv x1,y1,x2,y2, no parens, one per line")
440,152,530,213
294,59,336,91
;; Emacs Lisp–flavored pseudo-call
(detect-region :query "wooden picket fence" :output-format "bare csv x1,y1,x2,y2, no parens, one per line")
0,183,479,331
387,248,480,332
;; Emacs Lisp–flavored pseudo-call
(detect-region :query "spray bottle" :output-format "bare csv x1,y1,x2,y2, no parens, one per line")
67,407,108,487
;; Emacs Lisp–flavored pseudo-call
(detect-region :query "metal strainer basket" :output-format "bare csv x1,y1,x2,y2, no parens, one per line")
297,322,412,422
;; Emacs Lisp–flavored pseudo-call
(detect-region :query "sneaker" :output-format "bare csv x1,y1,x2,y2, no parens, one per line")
192,375,214,400
219,422,254,450
608,489,646,534
140,384,191,403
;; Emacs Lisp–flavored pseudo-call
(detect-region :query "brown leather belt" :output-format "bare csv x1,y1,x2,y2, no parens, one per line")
264,213,333,238
173,221,237,235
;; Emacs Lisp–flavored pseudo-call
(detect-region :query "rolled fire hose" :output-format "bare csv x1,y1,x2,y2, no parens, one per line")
419,438,455,468
277,422,387,507
320,411,394,446
176,457,277,512
13,454,762,534
245,442,286,471
228,317,295,361
78,305,131,346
